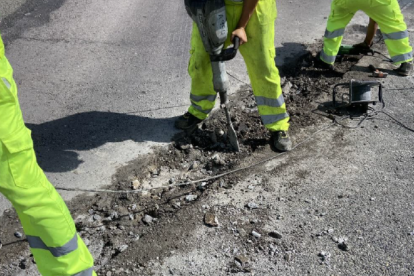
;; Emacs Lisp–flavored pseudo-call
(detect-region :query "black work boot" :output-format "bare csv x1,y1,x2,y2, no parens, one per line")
314,54,334,71
394,62,413,76
271,131,292,152
175,112,203,132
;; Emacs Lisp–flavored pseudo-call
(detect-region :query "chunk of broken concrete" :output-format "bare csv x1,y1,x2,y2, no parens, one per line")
131,179,141,190
204,212,219,227
186,194,198,202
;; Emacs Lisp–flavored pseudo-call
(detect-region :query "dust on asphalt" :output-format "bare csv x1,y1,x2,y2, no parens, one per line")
0,44,361,275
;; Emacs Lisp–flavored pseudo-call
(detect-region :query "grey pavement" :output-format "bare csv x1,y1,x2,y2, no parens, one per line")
0,0,332,213
0,0,413,275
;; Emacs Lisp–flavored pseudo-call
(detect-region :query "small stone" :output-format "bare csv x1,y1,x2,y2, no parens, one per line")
131,179,141,190
338,236,348,244
246,202,258,209
169,178,176,184
318,251,330,261
140,191,151,198
198,182,208,191
93,214,102,221
327,228,334,234
216,129,225,136
269,231,283,239
14,232,23,239
251,230,261,238
129,214,135,220
282,81,292,95
235,255,249,265
142,215,154,224
239,229,247,236
186,194,198,202
88,209,95,215
370,197,376,201
408,231,414,236
179,144,193,150
189,162,199,171
284,253,291,262
204,213,219,227
338,241,349,251
117,244,128,253
110,211,119,219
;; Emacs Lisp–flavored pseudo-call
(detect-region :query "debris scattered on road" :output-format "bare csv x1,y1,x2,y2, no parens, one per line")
131,179,141,190
318,251,331,262
246,202,258,209
117,244,128,253
14,232,23,239
251,230,261,238
185,194,198,202
142,215,154,224
269,230,283,239
204,212,219,227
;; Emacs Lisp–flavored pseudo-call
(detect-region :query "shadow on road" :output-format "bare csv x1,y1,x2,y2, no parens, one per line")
275,42,307,72
26,111,179,173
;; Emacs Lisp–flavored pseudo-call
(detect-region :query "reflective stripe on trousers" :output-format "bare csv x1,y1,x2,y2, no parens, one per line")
324,28,345,39
73,267,94,276
392,52,413,63
27,233,78,258
320,49,336,64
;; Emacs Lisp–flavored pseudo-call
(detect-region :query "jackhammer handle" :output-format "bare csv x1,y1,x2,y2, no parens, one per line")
233,36,240,50
332,82,350,107
210,36,240,62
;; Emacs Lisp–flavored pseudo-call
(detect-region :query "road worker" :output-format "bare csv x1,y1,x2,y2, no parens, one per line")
0,33,96,276
318,0,413,76
175,0,292,152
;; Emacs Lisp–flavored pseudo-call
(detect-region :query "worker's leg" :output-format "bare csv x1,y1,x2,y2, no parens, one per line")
364,0,413,64
0,55,96,276
225,0,289,131
187,23,217,120
320,0,356,64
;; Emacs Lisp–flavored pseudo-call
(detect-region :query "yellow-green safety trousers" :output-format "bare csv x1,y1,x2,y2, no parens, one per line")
0,35,96,276
187,0,290,132
321,0,413,65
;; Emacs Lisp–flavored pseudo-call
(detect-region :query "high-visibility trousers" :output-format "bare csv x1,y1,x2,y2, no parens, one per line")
0,37,96,276
320,0,413,65
187,0,290,132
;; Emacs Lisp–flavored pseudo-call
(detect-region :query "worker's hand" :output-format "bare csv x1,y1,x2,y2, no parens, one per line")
231,27,247,45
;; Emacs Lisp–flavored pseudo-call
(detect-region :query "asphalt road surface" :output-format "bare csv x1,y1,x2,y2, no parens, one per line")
0,0,334,212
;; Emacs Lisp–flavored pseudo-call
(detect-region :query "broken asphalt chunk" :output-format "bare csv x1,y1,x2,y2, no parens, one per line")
204,212,219,227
